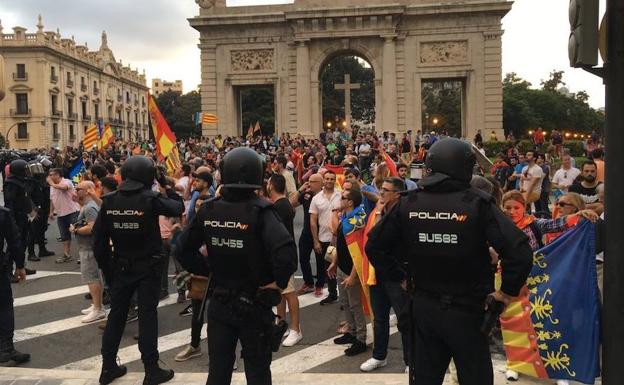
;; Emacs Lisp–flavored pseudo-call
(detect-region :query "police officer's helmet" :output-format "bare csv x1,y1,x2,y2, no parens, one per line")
27,161,45,177
221,147,263,190
119,155,155,191
9,159,28,178
425,138,476,183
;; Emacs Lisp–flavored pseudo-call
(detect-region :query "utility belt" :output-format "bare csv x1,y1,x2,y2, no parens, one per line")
413,289,484,312
113,253,162,273
212,285,287,353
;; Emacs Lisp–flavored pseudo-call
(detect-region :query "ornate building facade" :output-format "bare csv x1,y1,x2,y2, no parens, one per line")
0,16,149,150
152,78,183,97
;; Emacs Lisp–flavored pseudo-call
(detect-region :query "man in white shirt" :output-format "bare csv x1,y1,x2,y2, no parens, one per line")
520,150,544,206
551,154,581,194
272,155,297,198
309,170,341,305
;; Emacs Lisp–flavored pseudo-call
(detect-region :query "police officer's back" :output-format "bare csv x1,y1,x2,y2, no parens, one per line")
177,147,297,385
366,138,533,385
93,155,183,385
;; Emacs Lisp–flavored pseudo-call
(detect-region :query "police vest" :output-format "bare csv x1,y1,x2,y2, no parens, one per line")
400,188,492,298
201,198,269,290
105,190,156,260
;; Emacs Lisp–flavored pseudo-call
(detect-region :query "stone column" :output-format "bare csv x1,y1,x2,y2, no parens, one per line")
296,40,312,135
382,35,397,131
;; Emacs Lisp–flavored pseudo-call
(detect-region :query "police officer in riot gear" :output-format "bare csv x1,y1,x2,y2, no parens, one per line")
0,206,30,365
177,147,297,385
93,155,184,385
366,138,533,385
3,159,36,275
25,161,54,261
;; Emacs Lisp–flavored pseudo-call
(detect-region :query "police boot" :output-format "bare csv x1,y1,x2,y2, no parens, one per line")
143,362,174,385
0,335,30,364
38,245,55,258
99,360,127,385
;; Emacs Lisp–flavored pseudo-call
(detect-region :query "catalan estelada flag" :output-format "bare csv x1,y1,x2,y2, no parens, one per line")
340,205,375,318
148,93,181,173
500,220,600,384
83,123,98,150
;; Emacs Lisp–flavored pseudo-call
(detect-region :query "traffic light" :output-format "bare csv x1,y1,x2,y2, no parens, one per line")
568,0,599,67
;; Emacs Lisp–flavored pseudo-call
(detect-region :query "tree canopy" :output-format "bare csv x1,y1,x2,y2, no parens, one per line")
503,71,604,139
154,90,201,139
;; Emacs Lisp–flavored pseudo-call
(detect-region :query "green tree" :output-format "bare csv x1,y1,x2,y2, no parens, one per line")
540,70,566,92
421,80,462,137
320,55,375,127
155,90,201,139
240,87,275,136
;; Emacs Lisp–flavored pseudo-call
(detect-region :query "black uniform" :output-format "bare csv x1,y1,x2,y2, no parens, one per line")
25,165,52,259
3,161,33,266
0,206,30,364
176,147,297,385
93,156,183,385
366,138,532,385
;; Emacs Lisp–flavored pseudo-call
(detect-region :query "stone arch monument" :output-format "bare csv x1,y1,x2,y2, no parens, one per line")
190,0,511,139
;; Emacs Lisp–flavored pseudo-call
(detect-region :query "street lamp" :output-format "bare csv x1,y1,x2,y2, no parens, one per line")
3,119,47,149
432,117,439,132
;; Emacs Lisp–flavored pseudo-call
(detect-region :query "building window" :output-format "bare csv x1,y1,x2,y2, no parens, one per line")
15,64,26,80
81,101,88,118
93,80,99,92
126,92,130,103
94,104,100,120
155,82,159,87
51,94,58,114
16,93,29,114
51,66,57,82
67,98,74,115
135,112,139,125
69,124,75,139
52,123,59,140
84,125,88,133
17,122,28,139
108,106,113,120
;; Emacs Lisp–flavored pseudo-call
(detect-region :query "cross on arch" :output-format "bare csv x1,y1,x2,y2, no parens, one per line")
334,74,361,130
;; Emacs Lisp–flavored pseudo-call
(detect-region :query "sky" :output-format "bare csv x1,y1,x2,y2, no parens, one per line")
0,0,606,108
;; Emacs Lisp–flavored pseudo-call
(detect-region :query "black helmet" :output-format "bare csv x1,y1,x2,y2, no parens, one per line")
9,159,28,178
425,138,476,183
119,155,155,191
221,147,263,190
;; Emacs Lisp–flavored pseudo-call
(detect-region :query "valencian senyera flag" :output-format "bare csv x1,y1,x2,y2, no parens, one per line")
148,93,181,174
340,205,375,318
82,123,98,150
500,220,601,384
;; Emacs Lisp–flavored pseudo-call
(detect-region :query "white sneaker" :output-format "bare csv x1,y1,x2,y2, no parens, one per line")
81,309,106,323
505,369,519,381
283,329,290,337
360,357,388,372
556,381,570,385
81,304,94,315
282,329,303,347
405,366,409,374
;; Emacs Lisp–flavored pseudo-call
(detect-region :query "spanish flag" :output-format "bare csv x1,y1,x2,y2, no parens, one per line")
148,93,181,173
83,123,98,150
98,123,115,150
380,149,398,177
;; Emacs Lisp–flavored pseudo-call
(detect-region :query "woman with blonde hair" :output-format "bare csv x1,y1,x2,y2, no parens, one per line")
371,162,390,191
543,192,585,245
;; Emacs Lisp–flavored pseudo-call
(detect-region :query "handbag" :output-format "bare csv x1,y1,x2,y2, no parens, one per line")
187,274,211,300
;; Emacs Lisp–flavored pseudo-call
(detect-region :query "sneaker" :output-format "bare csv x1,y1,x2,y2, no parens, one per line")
82,304,95,315
344,340,367,356
333,333,356,345
360,357,387,372
282,329,303,347
175,345,202,362
0,348,30,364
176,292,186,304
82,309,106,323
297,284,314,295
314,287,323,297
556,381,570,385
505,369,519,381
179,304,193,317
320,294,337,305
27,253,40,262
55,254,73,264
126,308,139,323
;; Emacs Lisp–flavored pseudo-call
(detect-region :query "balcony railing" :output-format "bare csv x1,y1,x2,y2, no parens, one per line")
67,79,74,88
13,73,28,81
67,113,78,120
93,88,99,95
82,114,91,121
50,74,58,83
15,132,30,141
52,133,60,141
128,122,134,128
51,110,62,118
81,84,87,92
10,108,31,117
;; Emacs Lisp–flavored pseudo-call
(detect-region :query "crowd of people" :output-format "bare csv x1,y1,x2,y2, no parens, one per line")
2,125,606,385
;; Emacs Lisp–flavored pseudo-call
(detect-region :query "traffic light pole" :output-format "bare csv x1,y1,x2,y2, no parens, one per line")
602,0,624,383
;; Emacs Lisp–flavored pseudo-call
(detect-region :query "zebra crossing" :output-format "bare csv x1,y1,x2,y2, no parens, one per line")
9,270,409,375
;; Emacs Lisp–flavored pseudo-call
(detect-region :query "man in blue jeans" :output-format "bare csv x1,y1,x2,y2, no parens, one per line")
361,177,410,372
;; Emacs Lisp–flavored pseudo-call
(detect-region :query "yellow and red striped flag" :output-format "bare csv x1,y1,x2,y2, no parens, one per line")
83,123,98,150
148,93,181,173
202,113,218,124
98,124,115,150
